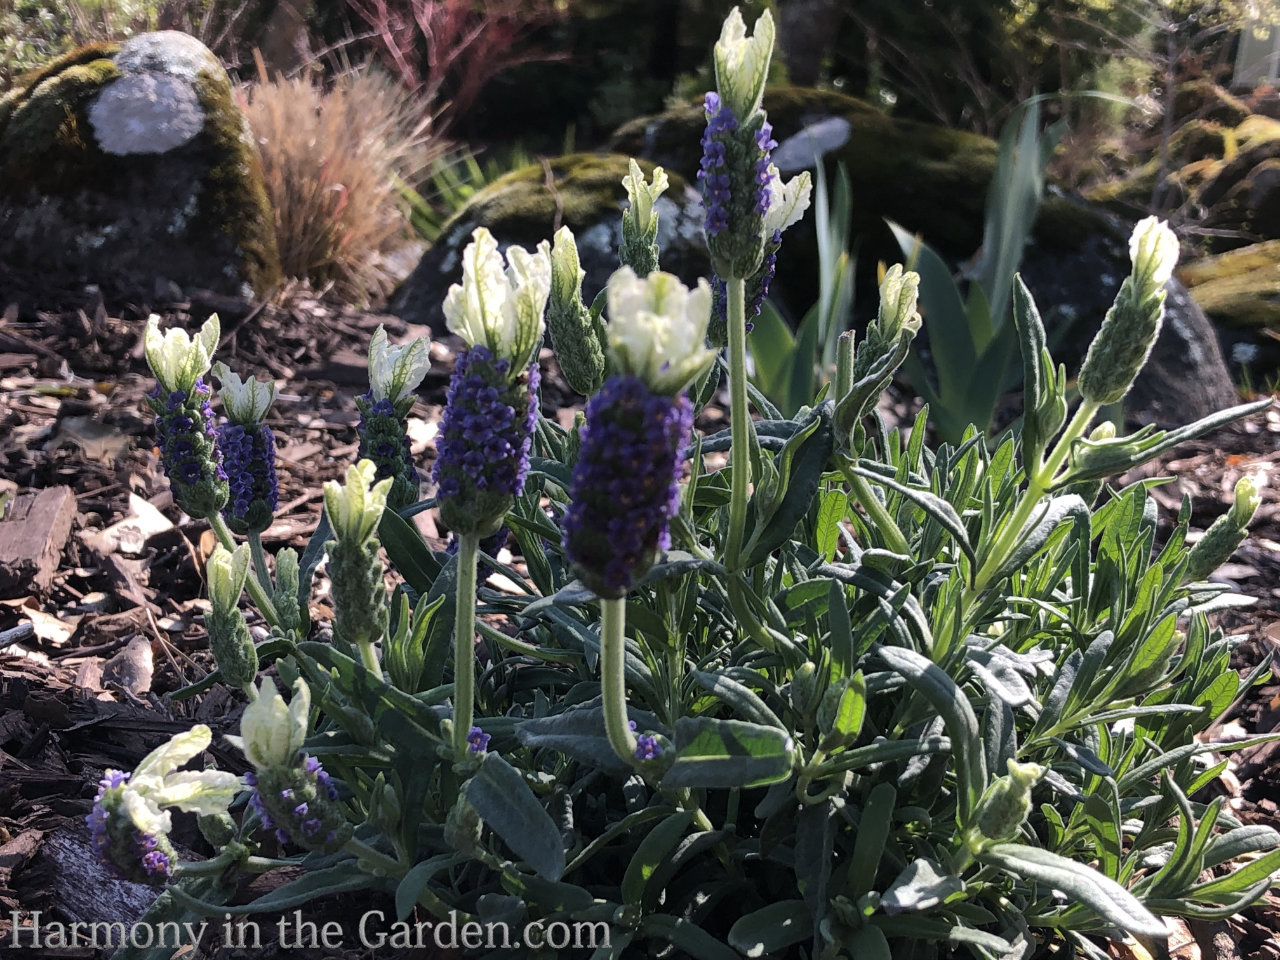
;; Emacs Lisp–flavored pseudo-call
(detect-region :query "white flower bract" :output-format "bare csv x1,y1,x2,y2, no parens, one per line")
212,361,277,424
227,678,311,771
442,227,551,375
605,267,715,395
144,313,220,394
622,159,669,237
323,459,391,547
123,725,242,835
714,7,775,121
762,168,812,237
1129,216,1179,294
367,325,431,404
207,543,250,613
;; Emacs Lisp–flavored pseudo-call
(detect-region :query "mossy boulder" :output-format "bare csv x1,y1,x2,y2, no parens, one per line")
1179,241,1280,330
391,154,705,333
609,86,1236,423
611,87,999,263
0,32,280,298
1172,79,1252,127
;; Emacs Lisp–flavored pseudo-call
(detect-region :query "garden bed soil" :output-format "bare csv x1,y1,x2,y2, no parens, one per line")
0,282,1277,959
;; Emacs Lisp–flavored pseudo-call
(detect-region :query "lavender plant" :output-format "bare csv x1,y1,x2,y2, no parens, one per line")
117,9,1280,959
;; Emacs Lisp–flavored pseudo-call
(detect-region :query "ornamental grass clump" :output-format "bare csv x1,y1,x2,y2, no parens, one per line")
118,8,1280,959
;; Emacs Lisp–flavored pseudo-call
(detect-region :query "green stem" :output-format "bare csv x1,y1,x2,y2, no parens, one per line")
343,837,405,879
601,597,638,765
841,462,910,555
453,532,480,757
248,531,274,603
356,634,382,677
170,847,237,877
966,400,1100,600
209,513,280,628
725,277,751,571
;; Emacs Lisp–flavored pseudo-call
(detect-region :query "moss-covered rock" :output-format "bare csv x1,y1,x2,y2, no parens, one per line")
0,32,280,298
1179,240,1280,330
1173,79,1252,127
391,153,705,332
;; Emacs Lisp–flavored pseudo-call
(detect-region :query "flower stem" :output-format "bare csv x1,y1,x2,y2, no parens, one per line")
248,530,275,605
452,532,480,757
725,277,752,572
209,512,280,628
601,597,638,765
841,462,910,555
966,399,1100,599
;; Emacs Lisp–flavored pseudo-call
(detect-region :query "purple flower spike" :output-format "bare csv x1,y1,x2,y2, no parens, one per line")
562,376,694,598
434,346,540,536
217,420,278,534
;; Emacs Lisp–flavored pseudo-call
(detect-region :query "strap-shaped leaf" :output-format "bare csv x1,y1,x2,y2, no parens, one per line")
728,900,812,956
379,506,440,596
848,461,975,569
692,669,786,729
991,494,1089,584
661,717,795,789
882,859,964,914
462,752,565,881
516,703,667,772
621,811,693,906
979,842,1168,937
742,401,835,569
641,914,740,960
169,862,377,916
877,645,985,821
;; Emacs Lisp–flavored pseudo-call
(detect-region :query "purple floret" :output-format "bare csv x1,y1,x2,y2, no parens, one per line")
698,92,738,237
467,726,491,754
562,376,693,597
634,734,661,761
217,420,278,533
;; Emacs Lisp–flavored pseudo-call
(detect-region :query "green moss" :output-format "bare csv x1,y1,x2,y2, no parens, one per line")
0,41,120,134
1180,241,1280,329
0,56,121,193
448,154,689,241
192,70,281,294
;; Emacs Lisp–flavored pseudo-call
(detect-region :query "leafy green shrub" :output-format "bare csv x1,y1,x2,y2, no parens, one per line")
83,9,1280,960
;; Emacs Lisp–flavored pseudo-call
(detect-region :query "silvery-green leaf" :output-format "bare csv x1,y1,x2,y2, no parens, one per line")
882,859,964,914
979,842,1168,937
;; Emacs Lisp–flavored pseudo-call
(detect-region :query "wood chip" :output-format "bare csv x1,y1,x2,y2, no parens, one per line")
0,487,77,599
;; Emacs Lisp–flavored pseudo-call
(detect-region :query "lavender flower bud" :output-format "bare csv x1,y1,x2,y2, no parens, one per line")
272,547,304,639
206,545,258,691
621,159,668,277
973,759,1045,844
433,345,540,537
1185,476,1263,582
1078,219,1179,406
547,226,606,395
323,462,392,651
562,376,693,597
146,376,229,519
